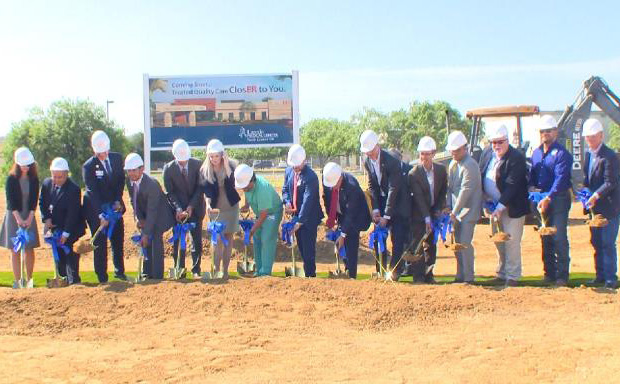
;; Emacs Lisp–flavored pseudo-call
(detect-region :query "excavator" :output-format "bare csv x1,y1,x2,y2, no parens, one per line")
465,76,620,185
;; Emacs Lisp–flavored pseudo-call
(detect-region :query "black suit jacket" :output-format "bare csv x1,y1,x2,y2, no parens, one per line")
408,162,447,223
584,144,620,218
5,174,39,212
479,145,530,218
82,152,126,218
163,158,206,220
202,159,241,212
39,177,86,245
363,148,403,218
127,173,175,237
322,172,371,234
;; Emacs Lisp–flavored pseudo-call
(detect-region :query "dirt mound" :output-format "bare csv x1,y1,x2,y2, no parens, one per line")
1,279,496,337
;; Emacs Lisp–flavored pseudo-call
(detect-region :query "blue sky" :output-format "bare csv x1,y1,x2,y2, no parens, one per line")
1,0,619,137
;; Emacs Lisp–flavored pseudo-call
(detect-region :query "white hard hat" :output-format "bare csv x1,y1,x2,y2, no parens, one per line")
91,130,110,153
488,124,509,141
445,131,468,151
14,147,35,166
287,144,306,167
172,139,190,161
234,163,254,189
50,157,69,171
322,162,342,188
206,139,224,154
124,153,144,170
359,130,379,153
582,118,603,136
538,115,558,131
417,136,437,152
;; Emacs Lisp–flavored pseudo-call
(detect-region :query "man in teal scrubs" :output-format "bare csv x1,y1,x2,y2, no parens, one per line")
235,164,283,276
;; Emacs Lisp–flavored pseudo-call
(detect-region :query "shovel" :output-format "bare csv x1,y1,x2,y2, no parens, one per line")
237,214,256,277
17,240,34,289
168,219,191,280
202,209,225,281
370,238,388,280
446,228,467,252
132,247,148,283
536,207,557,236
237,243,256,277
45,234,69,288
328,243,349,279
284,232,305,277
586,210,609,228
489,216,510,243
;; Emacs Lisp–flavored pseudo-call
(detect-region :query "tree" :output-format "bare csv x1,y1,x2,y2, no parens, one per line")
351,101,470,153
1,99,130,184
607,123,620,151
300,118,359,159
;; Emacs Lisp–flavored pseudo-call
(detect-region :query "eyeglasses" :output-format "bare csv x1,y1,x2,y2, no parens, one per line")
491,139,507,145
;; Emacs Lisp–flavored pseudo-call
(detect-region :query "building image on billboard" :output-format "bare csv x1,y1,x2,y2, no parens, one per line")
143,73,298,155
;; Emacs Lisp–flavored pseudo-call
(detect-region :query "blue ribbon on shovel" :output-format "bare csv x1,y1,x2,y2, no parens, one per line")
281,217,298,246
44,231,70,262
431,214,452,245
168,222,196,250
576,188,593,210
528,191,550,204
101,203,122,240
11,227,31,253
239,219,255,246
207,221,229,247
484,200,499,213
131,233,149,260
368,224,389,253
326,229,347,258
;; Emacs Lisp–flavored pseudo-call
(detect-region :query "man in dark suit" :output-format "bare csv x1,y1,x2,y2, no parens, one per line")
322,162,372,279
162,139,205,278
82,130,126,283
281,144,323,277
479,125,530,287
39,157,86,284
582,118,620,289
408,137,447,283
359,130,408,280
125,153,175,280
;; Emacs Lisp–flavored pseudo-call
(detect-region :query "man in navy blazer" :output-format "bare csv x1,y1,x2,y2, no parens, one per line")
582,118,620,289
82,130,127,283
281,144,323,277
322,162,372,278
39,158,86,284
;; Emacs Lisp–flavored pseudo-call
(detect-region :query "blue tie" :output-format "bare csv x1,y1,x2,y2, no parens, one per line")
104,159,112,175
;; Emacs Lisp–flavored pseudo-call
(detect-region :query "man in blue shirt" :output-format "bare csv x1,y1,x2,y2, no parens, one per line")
529,115,573,286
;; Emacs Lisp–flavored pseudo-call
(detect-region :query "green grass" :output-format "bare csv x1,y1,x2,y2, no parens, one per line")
0,271,602,289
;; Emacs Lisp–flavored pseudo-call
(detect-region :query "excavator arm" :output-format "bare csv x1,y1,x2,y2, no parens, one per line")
557,76,620,185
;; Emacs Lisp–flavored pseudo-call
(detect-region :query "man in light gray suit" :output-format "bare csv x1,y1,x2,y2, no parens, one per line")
445,131,482,283
124,153,175,279
162,139,206,278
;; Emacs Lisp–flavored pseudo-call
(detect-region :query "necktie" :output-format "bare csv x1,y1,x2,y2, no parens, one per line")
326,186,340,228
104,159,112,175
182,166,188,180
52,185,60,201
292,172,299,212
132,181,140,210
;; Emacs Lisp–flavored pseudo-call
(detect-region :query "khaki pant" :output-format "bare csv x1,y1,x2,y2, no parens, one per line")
493,210,525,281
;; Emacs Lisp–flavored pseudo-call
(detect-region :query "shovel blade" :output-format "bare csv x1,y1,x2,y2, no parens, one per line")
201,271,224,282
237,261,256,276
328,270,349,279
285,266,304,277
168,267,186,280
46,277,69,288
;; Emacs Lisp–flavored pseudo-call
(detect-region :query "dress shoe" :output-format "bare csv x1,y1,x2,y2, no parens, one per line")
488,277,506,285
424,275,437,284
543,276,555,285
588,278,605,285
604,281,617,289
114,274,128,281
555,279,568,287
